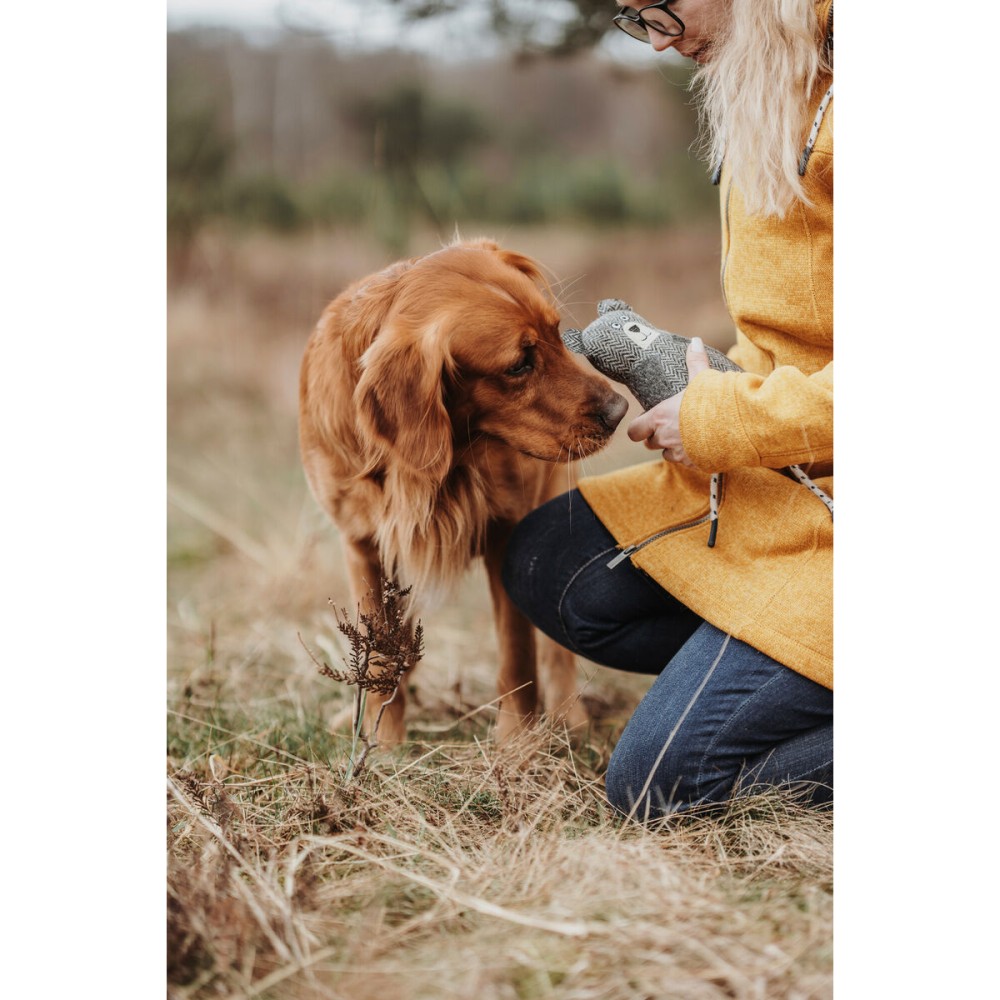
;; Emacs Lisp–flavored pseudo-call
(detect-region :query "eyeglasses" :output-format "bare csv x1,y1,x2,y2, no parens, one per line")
612,3,686,43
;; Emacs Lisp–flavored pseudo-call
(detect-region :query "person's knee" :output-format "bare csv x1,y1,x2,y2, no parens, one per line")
502,490,604,623
557,582,613,653
605,733,702,819
501,506,548,613
605,747,640,816
503,490,630,658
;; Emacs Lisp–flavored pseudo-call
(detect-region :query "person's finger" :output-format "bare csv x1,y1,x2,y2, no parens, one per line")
687,336,710,377
627,412,652,442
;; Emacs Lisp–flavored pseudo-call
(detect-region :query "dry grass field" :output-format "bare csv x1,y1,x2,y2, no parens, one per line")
167,222,833,999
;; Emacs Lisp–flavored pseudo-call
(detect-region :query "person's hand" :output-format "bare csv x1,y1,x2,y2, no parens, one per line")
626,338,710,466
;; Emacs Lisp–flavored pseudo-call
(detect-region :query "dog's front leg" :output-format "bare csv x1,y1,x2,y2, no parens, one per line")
484,523,539,742
531,463,588,733
537,635,588,732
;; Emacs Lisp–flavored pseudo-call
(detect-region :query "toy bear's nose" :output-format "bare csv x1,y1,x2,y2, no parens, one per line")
594,390,629,432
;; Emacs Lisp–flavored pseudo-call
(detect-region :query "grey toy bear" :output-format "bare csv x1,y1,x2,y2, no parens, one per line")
562,298,742,409
562,298,833,548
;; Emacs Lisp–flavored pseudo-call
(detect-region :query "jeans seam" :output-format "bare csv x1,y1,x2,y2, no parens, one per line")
695,668,785,796
741,754,833,791
789,756,833,783
556,545,622,654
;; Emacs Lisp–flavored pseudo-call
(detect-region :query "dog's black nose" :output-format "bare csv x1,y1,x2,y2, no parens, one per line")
595,391,629,432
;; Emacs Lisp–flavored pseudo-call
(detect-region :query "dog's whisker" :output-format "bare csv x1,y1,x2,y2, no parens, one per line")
575,437,595,480
564,446,575,529
550,274,588,316
557,298,604,318
551,272,584,294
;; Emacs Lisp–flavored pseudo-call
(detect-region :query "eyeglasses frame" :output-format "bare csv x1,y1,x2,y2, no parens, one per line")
612,3,686,43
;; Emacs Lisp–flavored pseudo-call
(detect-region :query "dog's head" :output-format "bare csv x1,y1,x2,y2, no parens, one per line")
354,239,628,480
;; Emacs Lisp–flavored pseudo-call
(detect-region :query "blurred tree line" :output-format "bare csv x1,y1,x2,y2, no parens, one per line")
168,24,717,259
378,0,617,55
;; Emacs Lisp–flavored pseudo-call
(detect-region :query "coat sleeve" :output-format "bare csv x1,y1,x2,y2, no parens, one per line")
679,361,833,472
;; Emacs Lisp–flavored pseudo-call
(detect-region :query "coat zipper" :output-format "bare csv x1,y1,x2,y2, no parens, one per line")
606,512,713,569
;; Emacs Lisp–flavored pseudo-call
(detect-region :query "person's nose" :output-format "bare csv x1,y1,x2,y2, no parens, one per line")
648,28,679,52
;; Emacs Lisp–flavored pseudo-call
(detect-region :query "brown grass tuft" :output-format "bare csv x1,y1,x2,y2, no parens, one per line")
167,723,831,999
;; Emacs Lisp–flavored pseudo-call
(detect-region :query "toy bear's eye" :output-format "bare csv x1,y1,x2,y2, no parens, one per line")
611,322,622,329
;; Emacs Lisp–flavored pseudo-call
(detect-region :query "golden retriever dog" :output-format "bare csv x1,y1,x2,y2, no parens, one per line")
299,238,627,744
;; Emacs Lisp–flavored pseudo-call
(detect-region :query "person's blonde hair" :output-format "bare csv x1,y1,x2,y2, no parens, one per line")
691,0,832,217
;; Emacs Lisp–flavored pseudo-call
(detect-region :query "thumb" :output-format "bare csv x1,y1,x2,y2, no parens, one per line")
687,336,710,377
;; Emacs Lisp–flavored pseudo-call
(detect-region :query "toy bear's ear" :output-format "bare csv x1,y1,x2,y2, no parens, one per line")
561,327,585,354
598,298,631,315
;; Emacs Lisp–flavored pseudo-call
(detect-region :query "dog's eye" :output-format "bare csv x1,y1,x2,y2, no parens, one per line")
505,349,535,377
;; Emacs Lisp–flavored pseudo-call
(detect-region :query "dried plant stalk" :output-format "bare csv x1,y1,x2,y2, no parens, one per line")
300,580,423,780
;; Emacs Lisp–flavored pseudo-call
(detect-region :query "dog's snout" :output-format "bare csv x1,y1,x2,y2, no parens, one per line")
594,391,629,432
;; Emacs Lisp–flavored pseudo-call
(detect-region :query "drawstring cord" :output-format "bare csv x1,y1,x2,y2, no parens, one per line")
713,81,833,186
787,464,834,516
707,464,833,549
798,83,834,176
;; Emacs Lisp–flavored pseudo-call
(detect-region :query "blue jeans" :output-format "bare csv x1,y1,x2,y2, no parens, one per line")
502,489,833,819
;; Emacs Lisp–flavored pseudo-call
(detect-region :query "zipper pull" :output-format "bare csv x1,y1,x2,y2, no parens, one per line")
707,518,718,548
607,545,637,569
707,472,721,548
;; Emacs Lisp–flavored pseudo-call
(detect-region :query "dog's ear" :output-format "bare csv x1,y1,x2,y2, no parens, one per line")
355,328,453,481
498,247,545,285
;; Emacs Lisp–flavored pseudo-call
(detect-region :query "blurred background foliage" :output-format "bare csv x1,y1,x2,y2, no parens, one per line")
378,0,621,55
167,8,718,263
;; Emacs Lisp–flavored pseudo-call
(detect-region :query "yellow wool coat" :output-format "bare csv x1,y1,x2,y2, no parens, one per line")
578,40,833,689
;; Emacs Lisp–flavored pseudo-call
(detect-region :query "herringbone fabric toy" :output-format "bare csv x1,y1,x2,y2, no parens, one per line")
563,299,833,547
